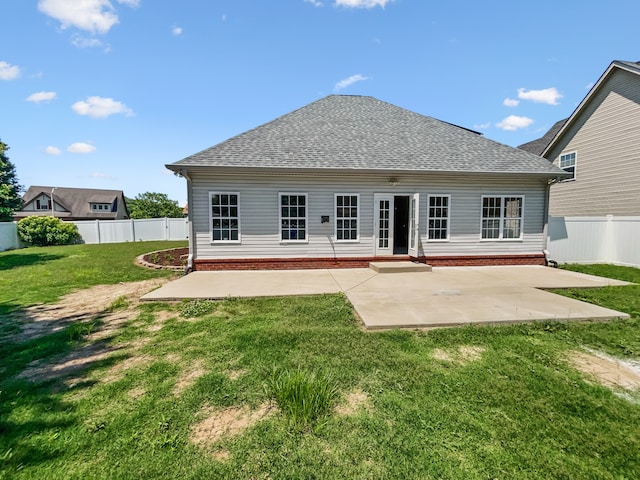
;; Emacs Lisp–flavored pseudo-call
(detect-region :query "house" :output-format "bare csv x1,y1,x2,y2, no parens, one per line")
166,95,569,271
519,60,640,216
14,186,129,221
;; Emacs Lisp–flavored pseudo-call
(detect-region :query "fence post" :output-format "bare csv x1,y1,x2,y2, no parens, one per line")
95,219,101,244
130,219,136,242
165,217,169,240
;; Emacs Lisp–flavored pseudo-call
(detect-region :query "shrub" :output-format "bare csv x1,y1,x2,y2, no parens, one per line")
17,216,81,246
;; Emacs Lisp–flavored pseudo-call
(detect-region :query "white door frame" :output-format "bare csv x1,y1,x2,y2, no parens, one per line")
374,193,418,256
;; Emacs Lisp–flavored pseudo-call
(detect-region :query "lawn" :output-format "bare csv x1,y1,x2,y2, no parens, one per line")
0,248,639,479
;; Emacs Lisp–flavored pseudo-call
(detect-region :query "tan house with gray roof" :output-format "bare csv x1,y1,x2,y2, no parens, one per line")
519,60,640,217
168,95,569,271
14,186,128,221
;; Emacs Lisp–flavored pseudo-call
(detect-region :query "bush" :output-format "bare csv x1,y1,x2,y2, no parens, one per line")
17,216,80,246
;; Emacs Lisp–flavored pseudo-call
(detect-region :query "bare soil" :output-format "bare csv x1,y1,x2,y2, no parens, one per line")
432,345,486,365
191,403,275,446
570,350,640,391
335,388,372,415
142,247,189,269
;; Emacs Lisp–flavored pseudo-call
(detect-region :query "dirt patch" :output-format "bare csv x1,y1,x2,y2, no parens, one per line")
227,369,247,380
213,450,231,462
336,388,372,415
173,360,207,395
7,279,168,343
570,350,640,391
138,247,189,271
191,403,275,446
432,345,486,365
102,354,154,383
128,387,146,400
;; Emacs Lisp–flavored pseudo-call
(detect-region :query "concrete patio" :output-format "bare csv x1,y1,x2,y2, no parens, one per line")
141,265,630,329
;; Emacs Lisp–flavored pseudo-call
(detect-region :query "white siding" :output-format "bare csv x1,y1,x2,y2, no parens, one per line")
547,69,640,216
0,222,20,251
190,172,548,260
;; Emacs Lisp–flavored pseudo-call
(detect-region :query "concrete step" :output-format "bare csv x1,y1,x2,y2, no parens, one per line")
369,261,432,273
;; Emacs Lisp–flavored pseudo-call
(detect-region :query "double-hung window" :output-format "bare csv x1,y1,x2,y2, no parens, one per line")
280,193,307,242
427,195,450,241
335,194,359,242
210,192,240,243
481,196,523,240
559,152,576,180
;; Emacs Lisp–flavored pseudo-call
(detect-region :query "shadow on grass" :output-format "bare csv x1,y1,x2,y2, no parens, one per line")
0,252,65,271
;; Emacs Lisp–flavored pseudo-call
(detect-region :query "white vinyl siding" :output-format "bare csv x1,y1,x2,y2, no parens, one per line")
335,194,359,242
279,193,308,243
427,194,450,241
209,192,240,243
481,196,524,240
558,152,576,181
189,173,546,260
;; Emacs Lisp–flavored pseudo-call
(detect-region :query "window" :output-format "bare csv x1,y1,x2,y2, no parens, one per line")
91,203,112,211
427,195,450,241
210,193,240,243
36,197,51,210
335,194,359,241
559,152,576,180
481,196,523,240
280,193,307,242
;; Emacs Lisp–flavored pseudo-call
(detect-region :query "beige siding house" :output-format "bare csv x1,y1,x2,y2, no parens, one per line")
168,95,568,271
519,60,640,216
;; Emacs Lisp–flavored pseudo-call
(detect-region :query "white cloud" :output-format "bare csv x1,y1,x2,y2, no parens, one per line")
90,172,115,179
72,96,134,118
503,98,519,107
172,26,183,36
305,0,324,6
496,115,534,131
45,146,62,155
71,34,105,49
334,74,369,91
585,82,594,90
67,142,96,154
27,91,57,103
517,87,562,105
0,61,20,80
335,0,394,7
37,0,139,35
473,122,491,130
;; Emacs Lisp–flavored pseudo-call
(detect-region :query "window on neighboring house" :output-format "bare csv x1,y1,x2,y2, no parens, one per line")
427,195,450,241
210,193,240,242
280,193,307,242
91,203,112,211
36,197,51,210
559,152,576,180
335,194,359,241
481,196,524,240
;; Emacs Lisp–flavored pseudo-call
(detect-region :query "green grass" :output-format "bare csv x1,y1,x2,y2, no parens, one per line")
0,241,186,315
1,254,639,479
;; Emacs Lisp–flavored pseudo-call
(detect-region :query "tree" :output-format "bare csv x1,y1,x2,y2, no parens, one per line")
0,139,23,221
127,192,183,219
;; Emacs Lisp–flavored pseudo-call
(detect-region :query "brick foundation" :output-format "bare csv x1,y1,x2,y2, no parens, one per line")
193,254,546,271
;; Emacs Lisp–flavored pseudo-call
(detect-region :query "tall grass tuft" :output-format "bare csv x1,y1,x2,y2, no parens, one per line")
267,367,339,426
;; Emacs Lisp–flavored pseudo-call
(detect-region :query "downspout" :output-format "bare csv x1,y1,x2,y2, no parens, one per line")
179,168,195,274
542,178,559,267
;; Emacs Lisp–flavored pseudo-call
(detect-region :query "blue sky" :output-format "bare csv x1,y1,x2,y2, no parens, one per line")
2,0,639,205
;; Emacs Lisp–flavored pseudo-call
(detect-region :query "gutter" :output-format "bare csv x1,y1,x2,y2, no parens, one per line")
178,168,195,274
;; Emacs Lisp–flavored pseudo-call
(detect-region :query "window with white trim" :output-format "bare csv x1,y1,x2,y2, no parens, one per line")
427,194,450,241
481,196,523,240
279,193,307,242
210,192,240,243
36,196,51,210
335,194,359,241
559,151,576,180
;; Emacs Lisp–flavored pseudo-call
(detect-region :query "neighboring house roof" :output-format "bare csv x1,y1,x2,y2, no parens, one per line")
168,95,567,178
17,186,128,220
538,60,640,157
518,119,567,155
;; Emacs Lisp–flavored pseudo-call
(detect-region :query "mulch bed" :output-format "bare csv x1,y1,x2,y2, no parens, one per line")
139,247,189,270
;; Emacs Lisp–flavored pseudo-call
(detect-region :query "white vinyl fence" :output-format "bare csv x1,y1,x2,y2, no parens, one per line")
0,222,20,251
73,218,188,244
1,218,188,251
548,215,640,267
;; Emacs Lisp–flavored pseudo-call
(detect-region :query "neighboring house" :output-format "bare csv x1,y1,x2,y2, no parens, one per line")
14,186,129,221
167,95,568,271
519,60,640,216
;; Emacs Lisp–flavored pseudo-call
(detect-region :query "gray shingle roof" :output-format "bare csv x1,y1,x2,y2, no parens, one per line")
18,186,126,219
168,95,567,177
518,119,567,155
